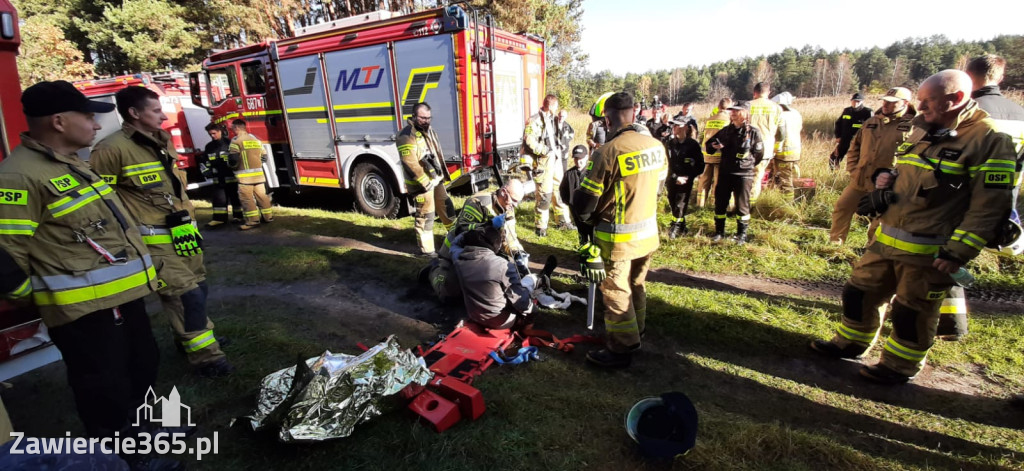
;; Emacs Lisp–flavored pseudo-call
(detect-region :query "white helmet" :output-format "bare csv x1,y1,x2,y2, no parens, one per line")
986,217,1023,256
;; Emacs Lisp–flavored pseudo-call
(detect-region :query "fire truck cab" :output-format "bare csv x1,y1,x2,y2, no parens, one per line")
190,6,545,217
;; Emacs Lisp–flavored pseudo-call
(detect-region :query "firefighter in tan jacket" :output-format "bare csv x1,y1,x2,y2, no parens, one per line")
696,98,732,208
811,70,1016,385
397,102,456,255
522,94,573,236
572,92,667,369
748,82,787,202
830,87,916,245
0,81,159,438
228,119,273,230
91,86,233,377
770,92,803,196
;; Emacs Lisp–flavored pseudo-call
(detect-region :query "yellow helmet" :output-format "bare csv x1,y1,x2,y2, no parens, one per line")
590,92,615,119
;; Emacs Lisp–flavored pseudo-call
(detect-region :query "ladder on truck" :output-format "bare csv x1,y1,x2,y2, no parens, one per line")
466,7,502,186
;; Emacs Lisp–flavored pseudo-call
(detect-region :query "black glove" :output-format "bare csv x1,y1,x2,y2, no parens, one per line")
856,190,896,217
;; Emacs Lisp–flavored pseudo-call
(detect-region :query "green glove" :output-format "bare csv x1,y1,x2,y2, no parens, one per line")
578,243,605,283
166,210,203,257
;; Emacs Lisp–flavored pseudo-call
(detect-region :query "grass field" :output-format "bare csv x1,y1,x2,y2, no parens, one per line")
4,94,1024,470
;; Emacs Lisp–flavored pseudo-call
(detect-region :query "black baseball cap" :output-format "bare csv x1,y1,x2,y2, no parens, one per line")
22,80,117,117
851,92,865,101
571,145,589,158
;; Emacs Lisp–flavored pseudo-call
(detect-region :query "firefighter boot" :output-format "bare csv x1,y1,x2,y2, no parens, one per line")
860,363,912,385
710,218,726,242
809,339,867,359
586,348,632,368
668,221,683,239
733,221,749,245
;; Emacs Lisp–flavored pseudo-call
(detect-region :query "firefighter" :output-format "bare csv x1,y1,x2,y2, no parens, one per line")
810,70,1016,385
201,122,243,227
829,87,916,245
830,92,874,170
426,179,526,304
572,92,667,368
228,119,272,230
748,82,786,203
553,109,576,230
453,225,535,329
666,119,705,238
770,92,803,197
91,86,233,378
398,102,456,256
522,94,573,236
937,54,1024,341
708,101,765,245
0,81,160,439
696,97,733,208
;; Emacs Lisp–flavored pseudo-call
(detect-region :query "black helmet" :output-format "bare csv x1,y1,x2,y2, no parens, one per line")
625,392,698,458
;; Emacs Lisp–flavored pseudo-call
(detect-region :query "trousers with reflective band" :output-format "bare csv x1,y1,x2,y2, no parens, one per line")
833,250,953,376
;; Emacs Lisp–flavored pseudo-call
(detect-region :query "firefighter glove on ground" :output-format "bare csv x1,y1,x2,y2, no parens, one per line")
856,189,896,217
578,243,606,283
167,210,203,257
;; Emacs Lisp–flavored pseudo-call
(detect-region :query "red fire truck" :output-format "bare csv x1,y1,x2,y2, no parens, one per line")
0,0,63,381
189,6,545,217
74,73,214,188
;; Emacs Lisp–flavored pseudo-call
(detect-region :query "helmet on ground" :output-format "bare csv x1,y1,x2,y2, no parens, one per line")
625,392,698,458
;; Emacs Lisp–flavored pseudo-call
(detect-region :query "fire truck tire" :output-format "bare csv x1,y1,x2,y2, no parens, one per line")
352,161,400,219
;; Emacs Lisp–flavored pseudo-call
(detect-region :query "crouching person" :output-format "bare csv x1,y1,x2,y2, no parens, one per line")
453,225,534,329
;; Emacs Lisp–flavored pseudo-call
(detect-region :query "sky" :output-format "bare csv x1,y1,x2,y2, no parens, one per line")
581,0,1022,73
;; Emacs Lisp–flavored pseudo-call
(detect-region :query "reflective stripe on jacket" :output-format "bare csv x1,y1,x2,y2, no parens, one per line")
0,134,156,327
579,125,667,260
228,131,267,184
90,124,194,226
700,110,730,164
876,101,1016,262
397,121,446,194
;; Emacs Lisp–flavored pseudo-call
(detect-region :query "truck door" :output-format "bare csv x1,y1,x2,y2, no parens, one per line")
323,44,398,144
492,49,525,153
277,55,334,160
392,36,462,171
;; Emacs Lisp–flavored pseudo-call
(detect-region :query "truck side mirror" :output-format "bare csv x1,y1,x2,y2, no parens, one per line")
189,72,208,110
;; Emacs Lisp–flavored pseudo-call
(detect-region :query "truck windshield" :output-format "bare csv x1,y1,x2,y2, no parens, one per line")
207,67,240,105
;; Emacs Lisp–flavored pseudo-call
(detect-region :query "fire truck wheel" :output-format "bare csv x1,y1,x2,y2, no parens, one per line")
352,162,400,219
